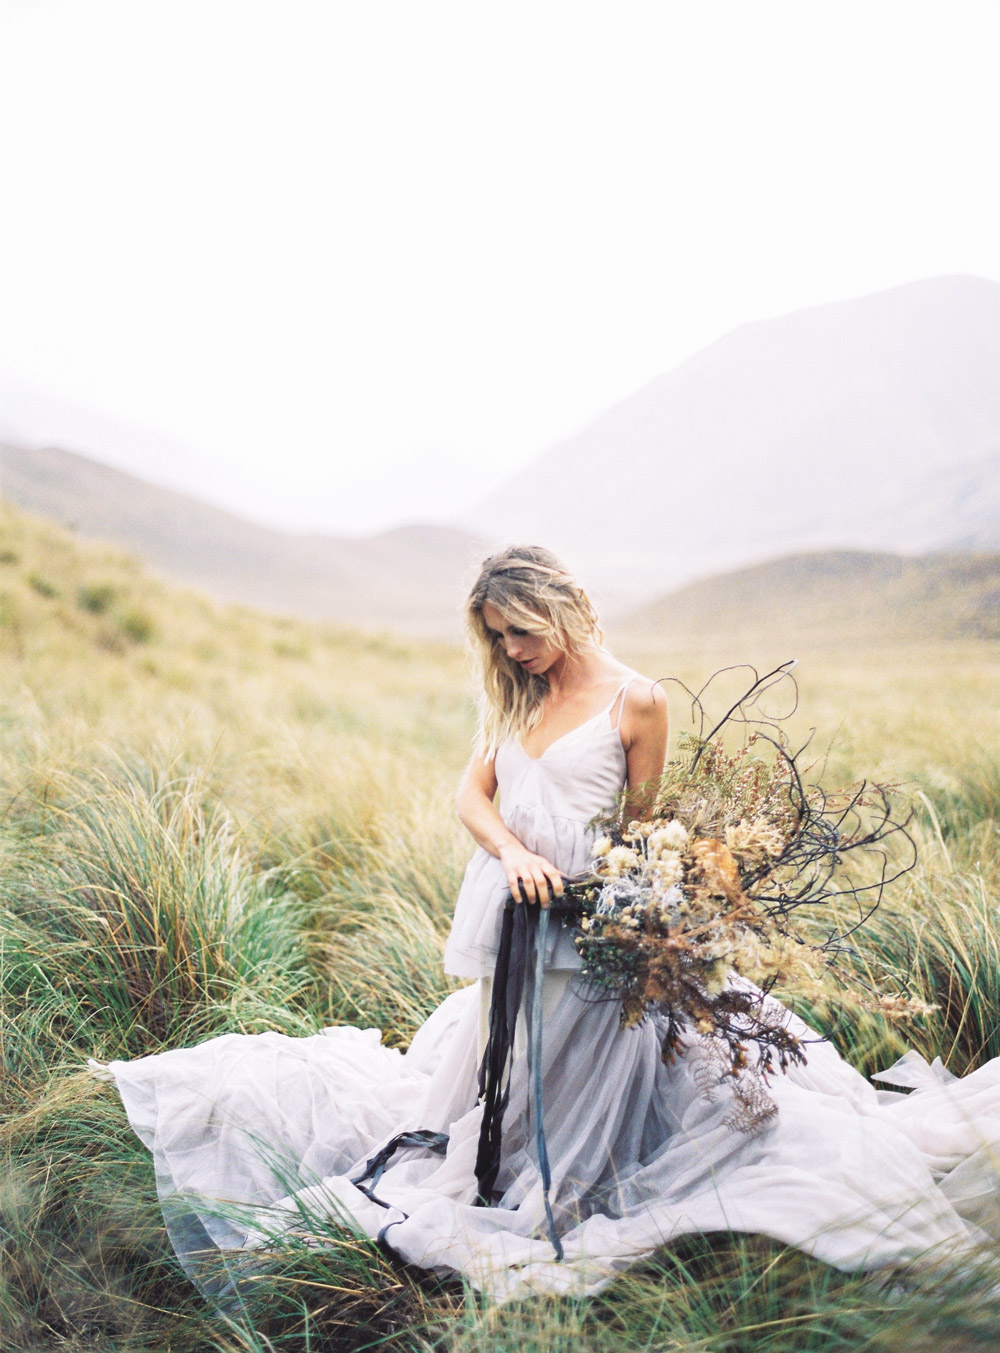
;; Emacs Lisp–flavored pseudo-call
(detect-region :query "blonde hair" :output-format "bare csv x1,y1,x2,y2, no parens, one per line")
465,545,602,755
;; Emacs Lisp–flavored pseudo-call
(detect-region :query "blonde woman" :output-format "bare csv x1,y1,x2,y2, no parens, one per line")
93,545,1000,1302
444,545,668,1058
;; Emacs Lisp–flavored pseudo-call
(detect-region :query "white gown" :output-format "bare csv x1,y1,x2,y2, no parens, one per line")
96,682,1000,1302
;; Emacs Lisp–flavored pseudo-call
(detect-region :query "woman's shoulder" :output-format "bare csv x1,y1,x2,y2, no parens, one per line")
618,669,666,708
618,671,668,736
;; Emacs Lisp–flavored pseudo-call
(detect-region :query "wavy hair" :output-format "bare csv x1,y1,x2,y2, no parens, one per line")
465,545,602,756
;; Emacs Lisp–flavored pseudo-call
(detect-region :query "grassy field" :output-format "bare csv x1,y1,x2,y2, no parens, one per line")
2,499,1000,1351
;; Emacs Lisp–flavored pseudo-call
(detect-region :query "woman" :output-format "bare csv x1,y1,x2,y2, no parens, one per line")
92,546,1000,1302
445,544,668,1060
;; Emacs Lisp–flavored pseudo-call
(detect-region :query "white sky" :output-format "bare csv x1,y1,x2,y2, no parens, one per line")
1,0,999,535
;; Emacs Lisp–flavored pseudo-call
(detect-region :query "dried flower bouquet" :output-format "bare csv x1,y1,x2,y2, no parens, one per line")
559,663,925,1128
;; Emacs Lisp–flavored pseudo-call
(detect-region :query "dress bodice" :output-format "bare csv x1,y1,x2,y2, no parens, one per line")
442,682,632,978
494,706,630,826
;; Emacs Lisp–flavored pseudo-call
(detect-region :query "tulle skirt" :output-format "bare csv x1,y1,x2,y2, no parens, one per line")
97,973,1000,1302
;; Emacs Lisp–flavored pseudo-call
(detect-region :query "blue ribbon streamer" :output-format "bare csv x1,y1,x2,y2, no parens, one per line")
530,905,564,1262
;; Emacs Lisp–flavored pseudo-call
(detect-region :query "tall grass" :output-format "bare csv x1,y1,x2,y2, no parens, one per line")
3,501,1000,1349
1,1080,212,1351
819,755,1000,1078
1,763,320,1088
445,1236,1000,1353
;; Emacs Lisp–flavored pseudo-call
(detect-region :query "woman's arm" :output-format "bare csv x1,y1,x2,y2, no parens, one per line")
621,680,669,820
455,752,565,906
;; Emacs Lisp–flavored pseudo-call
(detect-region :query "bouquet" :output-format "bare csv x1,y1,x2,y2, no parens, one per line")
560,663,924,1129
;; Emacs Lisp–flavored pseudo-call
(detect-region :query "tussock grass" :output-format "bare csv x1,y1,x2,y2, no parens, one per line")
445,1236,1000,1353
320,890,462,1042
819,766,1000,1077
211,1228,458,1353
2,500,1000,1349
0,763,319,1087
0,1076,212,1351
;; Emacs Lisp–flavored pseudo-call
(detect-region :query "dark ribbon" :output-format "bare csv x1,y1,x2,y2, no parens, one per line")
349,890,576,1264
474,897,529,1206
475,892,570,1262
350,1129,450,1208
349,1129,450,1248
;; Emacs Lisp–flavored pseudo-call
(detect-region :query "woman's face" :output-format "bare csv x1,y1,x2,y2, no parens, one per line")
481,602,564,676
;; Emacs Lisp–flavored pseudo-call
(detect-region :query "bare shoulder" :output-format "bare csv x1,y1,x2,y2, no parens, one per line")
624,673,668,718
621,673,668,744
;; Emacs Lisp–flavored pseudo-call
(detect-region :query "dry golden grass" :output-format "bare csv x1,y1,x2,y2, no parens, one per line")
2,498,999,1351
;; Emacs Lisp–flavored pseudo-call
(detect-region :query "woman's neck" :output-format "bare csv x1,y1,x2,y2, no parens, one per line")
543,643,621,702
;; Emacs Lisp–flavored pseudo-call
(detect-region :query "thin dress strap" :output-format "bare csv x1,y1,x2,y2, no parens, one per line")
607,676,636,732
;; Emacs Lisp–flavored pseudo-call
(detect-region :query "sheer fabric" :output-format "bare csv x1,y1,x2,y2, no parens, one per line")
96,690,1000,1300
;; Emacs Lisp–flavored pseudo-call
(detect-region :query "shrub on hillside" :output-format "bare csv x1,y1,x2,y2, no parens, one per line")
0,589,22,629
77,582,117,614
27,573,59,599
116,607,157,644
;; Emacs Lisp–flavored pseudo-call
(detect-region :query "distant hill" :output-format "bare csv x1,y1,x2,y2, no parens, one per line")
0,443,487,636
7,276,1000,632
469,276,1000,595
617,550,1000,649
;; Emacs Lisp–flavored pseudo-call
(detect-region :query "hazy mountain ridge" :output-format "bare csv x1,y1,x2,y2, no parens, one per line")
3,443,997,651
0,442,487,635
617,549,1000,649
4,276,1000,634
470,276,1000,593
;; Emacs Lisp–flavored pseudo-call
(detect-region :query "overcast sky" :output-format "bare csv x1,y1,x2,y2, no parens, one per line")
1,0,999,535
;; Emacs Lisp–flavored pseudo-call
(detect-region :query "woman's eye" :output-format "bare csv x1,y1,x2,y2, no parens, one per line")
510,628,528,637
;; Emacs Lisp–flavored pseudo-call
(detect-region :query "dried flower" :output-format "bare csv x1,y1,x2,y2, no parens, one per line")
703,959,729,996
649,821,689,854
602,845,642,877
725,817,786,865
650,851,684,888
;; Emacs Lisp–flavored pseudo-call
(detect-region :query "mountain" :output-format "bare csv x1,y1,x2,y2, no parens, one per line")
0,372,213,500
617,549,1000,650
7,275,999,633
0,442,486,636
469,276,1000,598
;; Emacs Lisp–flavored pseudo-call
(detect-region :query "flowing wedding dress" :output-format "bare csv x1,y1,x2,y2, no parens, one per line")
93,680,1000,1301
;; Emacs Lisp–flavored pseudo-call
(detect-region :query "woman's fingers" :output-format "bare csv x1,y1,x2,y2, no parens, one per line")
503,849,563,907
534,869,551,908
506,868,528,902
507,869,545,905
521,869,547,905
532,863,565,908
534,860,564,908
506,866,538,903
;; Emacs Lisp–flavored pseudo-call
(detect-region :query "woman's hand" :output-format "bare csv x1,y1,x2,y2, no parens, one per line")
498,842,565,908
455,754,564,906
